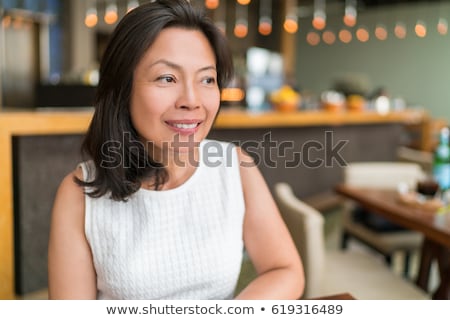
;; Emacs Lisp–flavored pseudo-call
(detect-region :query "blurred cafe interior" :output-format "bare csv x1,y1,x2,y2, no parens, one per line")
1,0,450,300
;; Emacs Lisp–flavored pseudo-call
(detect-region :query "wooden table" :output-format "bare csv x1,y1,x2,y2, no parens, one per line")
335,184,450,299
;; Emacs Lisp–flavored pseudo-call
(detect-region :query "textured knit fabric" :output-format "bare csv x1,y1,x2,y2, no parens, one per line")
81,139,246,300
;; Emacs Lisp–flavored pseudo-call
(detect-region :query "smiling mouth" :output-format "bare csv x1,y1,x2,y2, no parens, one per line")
165,121,202,130
169,123,200,129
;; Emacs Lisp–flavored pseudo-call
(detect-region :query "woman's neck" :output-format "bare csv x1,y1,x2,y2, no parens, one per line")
147,146,201,190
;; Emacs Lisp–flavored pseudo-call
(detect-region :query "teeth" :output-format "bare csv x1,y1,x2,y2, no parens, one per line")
172,123,198,129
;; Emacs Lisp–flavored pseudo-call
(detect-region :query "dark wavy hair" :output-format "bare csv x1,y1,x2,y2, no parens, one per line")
76,0,234,201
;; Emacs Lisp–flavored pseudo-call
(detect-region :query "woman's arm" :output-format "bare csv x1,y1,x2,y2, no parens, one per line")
234,148,305,300
48,168,97,299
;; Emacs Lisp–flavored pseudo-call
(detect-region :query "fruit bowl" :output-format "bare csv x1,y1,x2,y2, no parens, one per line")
270,85,301,113
273,102,298,112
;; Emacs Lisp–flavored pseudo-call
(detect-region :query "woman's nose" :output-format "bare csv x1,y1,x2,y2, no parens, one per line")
176,83,201,110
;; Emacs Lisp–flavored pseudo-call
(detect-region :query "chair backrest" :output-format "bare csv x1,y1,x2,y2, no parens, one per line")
396,146,433,173
344,162,425,190
273,182,326,299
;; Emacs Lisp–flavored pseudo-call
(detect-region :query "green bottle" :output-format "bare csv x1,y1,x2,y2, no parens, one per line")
433,127,450,192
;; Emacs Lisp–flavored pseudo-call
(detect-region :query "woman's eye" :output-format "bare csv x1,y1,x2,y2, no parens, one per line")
202,77,216,85
157,75,176,83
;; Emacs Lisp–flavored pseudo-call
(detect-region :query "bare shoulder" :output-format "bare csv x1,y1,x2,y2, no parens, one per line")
58,166,85,199
52,166,85,224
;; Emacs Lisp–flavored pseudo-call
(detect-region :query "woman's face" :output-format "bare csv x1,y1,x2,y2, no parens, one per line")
130,27,220,162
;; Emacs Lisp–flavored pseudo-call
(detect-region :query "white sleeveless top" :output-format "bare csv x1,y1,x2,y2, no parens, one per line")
81,140,245,299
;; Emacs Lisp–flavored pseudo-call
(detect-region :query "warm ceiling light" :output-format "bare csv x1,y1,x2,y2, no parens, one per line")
284,17,298,34
343,5,357,27
312,0,326,30
312,14,326,30
415,20,426,38
237,0,251,5
339,29,352,43
437,18,448,35
343,2,357,27
322,30,336,45
259,0,272,35
375,24,388,40
85,8,98,28
306,31,320,46
234,21,248,38
356,26,369,42
104,3,118,25
258,17,272,35
343,14,356,27
205,0,219,10
394,22,406,39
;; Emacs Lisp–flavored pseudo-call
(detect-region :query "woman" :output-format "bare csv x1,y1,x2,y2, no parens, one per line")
48,0,304,299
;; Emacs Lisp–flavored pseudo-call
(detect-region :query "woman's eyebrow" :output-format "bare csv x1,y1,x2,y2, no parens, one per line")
148,59,216,73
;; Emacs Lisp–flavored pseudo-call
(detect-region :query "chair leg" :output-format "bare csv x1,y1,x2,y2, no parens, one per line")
384,254,392,266
403,251,411,278
341,231,350,250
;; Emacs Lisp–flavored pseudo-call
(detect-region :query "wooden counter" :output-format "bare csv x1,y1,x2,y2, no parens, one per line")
0,108,426,299
214,109,425,128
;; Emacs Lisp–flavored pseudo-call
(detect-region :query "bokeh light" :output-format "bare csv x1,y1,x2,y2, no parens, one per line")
375,24,388,40
306,31,320,46
284,17,298,34
84,8,98,28
205,0,219,10
322,30,336,45
258,17,272,35
394,22,407,39
437,18,448,35
356,26,369,42
339,29,352,43
234,21,248,38
415,20,427,38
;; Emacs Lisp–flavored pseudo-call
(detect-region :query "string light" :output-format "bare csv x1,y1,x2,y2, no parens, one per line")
259,16,272,36
234,20,248,38
339,29,352,43
306,31,320,46
78,0,447,45
258,0,272,36
84,7,98,28
343,0,357,27
312,0,326,30
375,24,388,40
205,0,219,10
284,15,298,34
437,18,448,35
104,1,118,25
415,20,427,38
322,30,336,45
234,1,248,38
356,26,369,42
394,22,407,39
284,0,298,34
